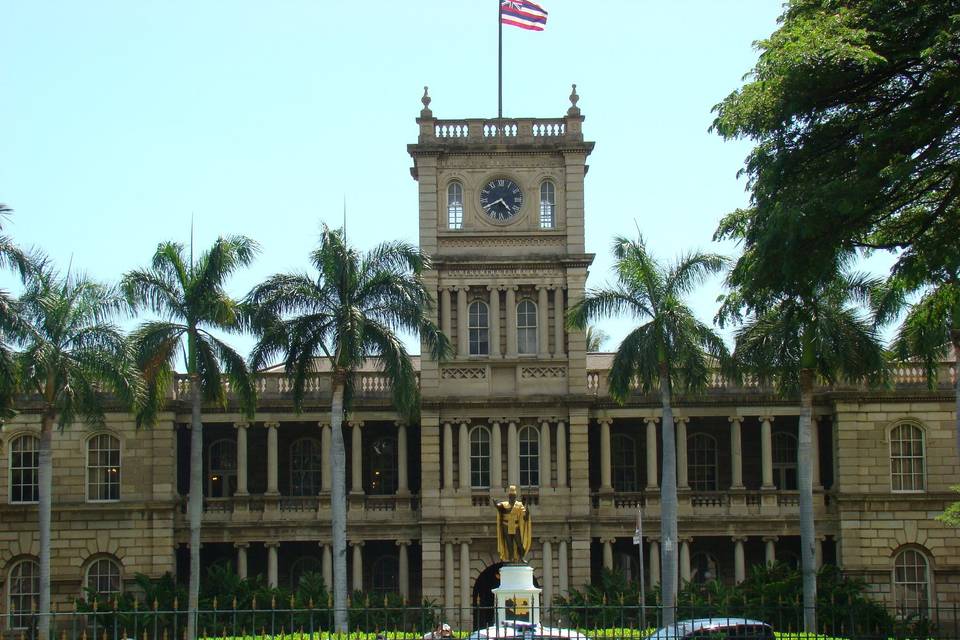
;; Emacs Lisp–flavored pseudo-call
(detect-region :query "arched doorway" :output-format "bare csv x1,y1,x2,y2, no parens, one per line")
471,563,541,630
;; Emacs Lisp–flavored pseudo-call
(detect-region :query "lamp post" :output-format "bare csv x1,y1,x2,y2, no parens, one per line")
634,508,647,628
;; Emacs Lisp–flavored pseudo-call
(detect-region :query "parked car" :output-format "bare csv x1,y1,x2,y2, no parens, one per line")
647,618,775,640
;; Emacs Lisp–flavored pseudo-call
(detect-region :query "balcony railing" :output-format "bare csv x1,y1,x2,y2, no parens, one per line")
171,370,409,403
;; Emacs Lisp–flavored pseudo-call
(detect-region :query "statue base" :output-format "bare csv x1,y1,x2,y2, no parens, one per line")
492,563,542,626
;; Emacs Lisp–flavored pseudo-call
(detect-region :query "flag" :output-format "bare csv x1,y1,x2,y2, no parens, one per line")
500,0,548,31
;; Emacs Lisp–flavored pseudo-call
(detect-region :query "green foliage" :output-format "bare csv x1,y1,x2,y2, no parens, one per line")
937,486,960,527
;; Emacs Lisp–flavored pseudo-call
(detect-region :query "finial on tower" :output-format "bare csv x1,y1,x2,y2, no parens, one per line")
567,83,580,116
421,86,433,118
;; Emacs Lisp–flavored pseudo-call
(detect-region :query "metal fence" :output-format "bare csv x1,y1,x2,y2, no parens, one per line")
5,603,959,640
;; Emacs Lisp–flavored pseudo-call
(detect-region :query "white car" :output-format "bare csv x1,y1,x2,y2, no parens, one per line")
647,618,775,640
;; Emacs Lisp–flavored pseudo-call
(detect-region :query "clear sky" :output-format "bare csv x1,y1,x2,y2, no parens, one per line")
1,1,788,360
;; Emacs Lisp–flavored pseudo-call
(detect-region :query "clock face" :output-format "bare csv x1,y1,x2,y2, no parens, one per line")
479,178,524,221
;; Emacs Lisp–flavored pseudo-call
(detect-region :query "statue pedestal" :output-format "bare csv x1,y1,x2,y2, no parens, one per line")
492,563,542,627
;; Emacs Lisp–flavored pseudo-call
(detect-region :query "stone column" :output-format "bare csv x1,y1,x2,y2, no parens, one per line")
507,420,519,487
505,286,518,358
440,287,452,339
761,416,775,489
763,537,777,566
489,286,502,358
679,539,691,583
558,539,569,596
235,422,249,496
733,537,747,584
443,422,454,490
553,287,566,358
458,421,471,490
490,419,503,490
456,286,469,357
811,416,822,489
599,418,613,492
320,422,332,492
397,421,410,496
398,540,411,602
459,541,471,625
444,542,455,618
351,541,364,592
266,542,279,588
322,543,333,589
729,417,745,489
265,422,280,496
235,542,249,579
542,539,554,607
539,419,552,487
601,538,614,571
537,285,550,358
556,420,567,487
351,421,364,495
645,418,659,490
649,539,660,588
676,418,689,490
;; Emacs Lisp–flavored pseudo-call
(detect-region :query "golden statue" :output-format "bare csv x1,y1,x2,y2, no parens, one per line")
492,485,532,563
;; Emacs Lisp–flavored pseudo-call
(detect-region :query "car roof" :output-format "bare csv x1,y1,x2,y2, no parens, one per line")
648,618,771,640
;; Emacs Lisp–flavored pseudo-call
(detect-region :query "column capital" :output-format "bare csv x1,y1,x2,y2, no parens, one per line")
674,416,690,425
728,416,744,425
506,285,519,292
597,416,613,426
488,417,505,425
644,417,661,425
234,542,250,549
599,537,617,545
317,421,330,429
395,539,412,547
539,537,554,545
760,415,776,423
349,540,365,548
537,417,552,425
347,420,365,428
453,284,470,292
234,422,250,430
761,536,779,543
535,284,550,291
318,540,332,547
394,420,408,428
731,536,748,543
679,536,694,543
264,541,280,549
646,536,661,543
263,421,280,429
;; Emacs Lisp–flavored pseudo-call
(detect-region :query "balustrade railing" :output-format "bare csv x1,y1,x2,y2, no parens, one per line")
423,116,582,145
172,370,410,402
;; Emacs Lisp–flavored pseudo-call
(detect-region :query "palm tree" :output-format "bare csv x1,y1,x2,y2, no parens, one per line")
0,204,40,414
719,270,888,633
585,325,609,352
13,269,141,639
122,236,258,640
566,234,729,628
247,224,450,632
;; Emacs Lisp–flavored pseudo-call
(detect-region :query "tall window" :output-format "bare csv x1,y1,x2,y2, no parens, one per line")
470,426,491,488
6,559,39,629
290,438,322,496
893,549,930,615
447,182,464,229
208,439,237,498
372,556,399,594
85,557,122,596
611,434,638,492
368,437,397,495
690,552,720,584
687,433,718,491
289,556,322,589
469,300,490,356
772,432,798,490
519,425,540,487
87,434,121,501
517,300,538,355
891,423,925,491
9,435,39,503
539,181,556,228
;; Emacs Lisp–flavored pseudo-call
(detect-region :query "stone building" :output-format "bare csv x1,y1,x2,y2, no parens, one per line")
1,90,958,631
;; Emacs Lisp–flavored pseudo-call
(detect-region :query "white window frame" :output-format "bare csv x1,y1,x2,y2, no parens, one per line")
892,548,931,616
9,434,39,504
468,300,490,356
6,558,39,630
890,422,926,493
539,180,556,228
86,433,121,502
687,432,718,491
290,437,322,497
516,299,538,355
611,434,638,492
447,182,464,230
208,438,238,498
772,431,798,491
469,425,491,489
518,425,540,488
84,556,122,597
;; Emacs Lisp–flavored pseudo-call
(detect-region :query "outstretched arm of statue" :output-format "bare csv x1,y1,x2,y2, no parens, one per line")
491,497,506,512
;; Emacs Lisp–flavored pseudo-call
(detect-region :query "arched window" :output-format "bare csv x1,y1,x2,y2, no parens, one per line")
893,548,930,615
517,300,538,355
289,556,322,589
470,426,491,488
469,300,490,356
87,434,121,501
891,423,925,491
772,432,798,490
519,425,540,487
611,434,638,492
208,439,237,498
687,433,718,491
9,435,39,503
447,182,464,229
85,557,122,596
690,552,720,584
7,558,39,629
372,556,399,594
368,437,397,495
539,181,556,228
290,438,322,496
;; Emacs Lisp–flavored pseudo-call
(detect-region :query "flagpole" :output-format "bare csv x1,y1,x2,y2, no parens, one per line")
497,0,503,118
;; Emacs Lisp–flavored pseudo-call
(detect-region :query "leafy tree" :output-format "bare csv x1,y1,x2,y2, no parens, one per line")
14,269,141,639
246,224,450,632
585,325,609,352
939,486,960,528
122,236,259,640
717,266,888,633
711,0,960,296
566,234,729,628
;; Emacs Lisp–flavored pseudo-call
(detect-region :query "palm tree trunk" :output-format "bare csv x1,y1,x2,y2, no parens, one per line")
37,410,54,640
330,380,348,632
798,369,817,633
186,375,204,640
658,367,678,628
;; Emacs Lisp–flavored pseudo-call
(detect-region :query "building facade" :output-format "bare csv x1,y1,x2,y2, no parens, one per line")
1,91,958,630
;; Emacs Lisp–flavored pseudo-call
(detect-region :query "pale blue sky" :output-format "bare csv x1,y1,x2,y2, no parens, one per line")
1,1,789,360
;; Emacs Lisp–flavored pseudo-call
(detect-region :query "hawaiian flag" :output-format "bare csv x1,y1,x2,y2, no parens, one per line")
500,0,548,31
